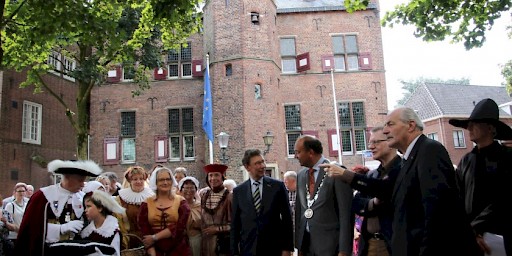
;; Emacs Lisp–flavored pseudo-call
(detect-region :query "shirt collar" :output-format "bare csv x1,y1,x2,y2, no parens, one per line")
403,135,421,160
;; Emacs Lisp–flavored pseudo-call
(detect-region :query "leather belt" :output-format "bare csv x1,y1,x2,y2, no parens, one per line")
370,232,385,240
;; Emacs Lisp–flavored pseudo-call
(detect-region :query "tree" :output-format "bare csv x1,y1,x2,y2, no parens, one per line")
344,0,512,92
397,77,470,105
2,0,202,159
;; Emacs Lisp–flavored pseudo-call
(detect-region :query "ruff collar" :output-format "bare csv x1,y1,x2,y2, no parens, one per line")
81,215,119,238
41,184,84,218
118,187,154,205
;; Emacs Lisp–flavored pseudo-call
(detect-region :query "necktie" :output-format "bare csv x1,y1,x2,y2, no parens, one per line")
308,168,315,199
253,181,261,213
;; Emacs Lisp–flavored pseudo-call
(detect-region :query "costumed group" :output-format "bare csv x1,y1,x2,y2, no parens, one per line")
5,98,512,256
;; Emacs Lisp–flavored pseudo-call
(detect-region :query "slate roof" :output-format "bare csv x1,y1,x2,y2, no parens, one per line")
403,83,512,121
275,0,377,13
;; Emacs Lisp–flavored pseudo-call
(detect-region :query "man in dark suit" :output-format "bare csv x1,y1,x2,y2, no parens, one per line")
230,149,293,256
294,135,353,256
324,107,480,256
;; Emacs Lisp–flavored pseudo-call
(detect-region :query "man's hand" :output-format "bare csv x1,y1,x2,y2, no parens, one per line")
320,164,347,177
60,220,84,234
476,234,491,254
281,250,291,256
202,226,220,236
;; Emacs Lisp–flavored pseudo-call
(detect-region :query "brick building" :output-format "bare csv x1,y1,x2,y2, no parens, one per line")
403,83,512,165
0,69,78,196
89,0,389,184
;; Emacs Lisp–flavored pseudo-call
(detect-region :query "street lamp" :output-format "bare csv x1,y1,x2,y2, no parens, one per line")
262,130,274,155
217,132,230,163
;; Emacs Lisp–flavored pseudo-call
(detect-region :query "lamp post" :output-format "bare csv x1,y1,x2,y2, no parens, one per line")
217,132,230,164
262,131,274,155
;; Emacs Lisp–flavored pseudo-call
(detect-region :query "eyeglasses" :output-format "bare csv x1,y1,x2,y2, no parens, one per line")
367,139,388,146
157,178,173,183
16,190,26,193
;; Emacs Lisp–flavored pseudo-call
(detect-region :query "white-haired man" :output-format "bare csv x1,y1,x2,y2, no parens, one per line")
14,159,103,256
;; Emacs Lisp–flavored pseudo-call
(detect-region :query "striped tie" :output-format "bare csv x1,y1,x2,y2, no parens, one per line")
253,181,261,213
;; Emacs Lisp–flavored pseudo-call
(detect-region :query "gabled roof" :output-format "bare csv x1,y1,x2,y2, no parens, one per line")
275,0,377,13
404,83,512,121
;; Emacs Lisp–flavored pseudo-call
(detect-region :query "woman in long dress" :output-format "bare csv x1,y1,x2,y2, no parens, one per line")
200,164,232,256
115,166,154,250
178,176,202,256
138,166,190,256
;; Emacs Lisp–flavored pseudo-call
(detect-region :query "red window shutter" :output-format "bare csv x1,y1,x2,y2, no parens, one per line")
106,66,121,83
359,52,372,70
327,129,341,157
321,55,335,72
192,59,204,77
103,137,119,165
296,52,310,73
302,130,319,139
154,68,167,80
154,135,169,162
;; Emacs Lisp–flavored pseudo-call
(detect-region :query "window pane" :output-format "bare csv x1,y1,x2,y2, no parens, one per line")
63,57,75,75
122,138,136,162
48,52,60,70
22,102,42,144
338,102,351,127
280,38,296,56
334,56,345,71
352,102,365,127
182,108,194,132
347,55,359,70
182,63,192,77
170,136,180,159
354,129,366,151
121,112,136,137
332,36,345,54
282,59,297,73
345,35,358,53
181,43,192,61
168,49,179,62
226,64,232,76
453,130,465,147
169,64,179,77
285,105,301,131
123,64,135,80
287,133,300,155
341,130,352,152
168,109,180,133
184,135,195,158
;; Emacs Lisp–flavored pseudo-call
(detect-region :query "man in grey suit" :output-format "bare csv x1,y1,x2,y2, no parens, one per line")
294,135,353,256
324,107,480,256
231,149,294,256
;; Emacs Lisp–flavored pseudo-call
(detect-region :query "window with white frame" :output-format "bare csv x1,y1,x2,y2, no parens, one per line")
168,43,192,78
121,111,136,163
285,104,301,156
339,101,366,154
427,132,439,141
453,130,465,148
62,55,76,81
168,108,194,161
280,38,297,73
122,63,136,81
22,101,42,144
332,34,359,71
48,51,61,71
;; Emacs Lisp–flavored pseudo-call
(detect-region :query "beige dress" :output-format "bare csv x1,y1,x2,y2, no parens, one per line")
200,187,232,256
186,200,202,256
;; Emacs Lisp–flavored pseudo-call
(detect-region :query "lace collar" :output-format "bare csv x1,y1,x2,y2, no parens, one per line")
118,187,154,205
40,184,84,218
81,215,119,238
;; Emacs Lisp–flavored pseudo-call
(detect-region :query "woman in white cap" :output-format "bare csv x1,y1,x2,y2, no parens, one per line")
4,183,29,246
179,176,202,256
138,166,190,256
14,159,103,256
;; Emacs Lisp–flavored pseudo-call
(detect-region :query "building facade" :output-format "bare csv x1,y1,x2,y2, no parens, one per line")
0,69,78,196
89,0,389,184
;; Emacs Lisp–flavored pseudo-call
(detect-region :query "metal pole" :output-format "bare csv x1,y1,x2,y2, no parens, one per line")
330,69,343,164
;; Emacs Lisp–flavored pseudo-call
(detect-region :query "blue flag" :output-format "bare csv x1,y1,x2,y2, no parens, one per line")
202,64,214,142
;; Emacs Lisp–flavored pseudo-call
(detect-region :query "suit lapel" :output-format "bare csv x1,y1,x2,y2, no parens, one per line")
392,135,424,198
261,177,273,214
243,179,257,214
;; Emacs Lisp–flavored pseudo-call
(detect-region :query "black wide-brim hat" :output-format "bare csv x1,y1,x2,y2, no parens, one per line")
47,159,103,177
449,98,512,140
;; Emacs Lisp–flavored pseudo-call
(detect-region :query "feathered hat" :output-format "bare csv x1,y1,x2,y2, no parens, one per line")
86,190,125,214
48,159,103,177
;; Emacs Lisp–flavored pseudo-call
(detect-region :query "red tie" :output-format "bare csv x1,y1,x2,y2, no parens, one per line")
308,168,315,199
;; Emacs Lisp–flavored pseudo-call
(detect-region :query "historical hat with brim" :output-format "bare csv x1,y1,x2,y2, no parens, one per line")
203,163,228,174
449,98,512,140
48,159,103,177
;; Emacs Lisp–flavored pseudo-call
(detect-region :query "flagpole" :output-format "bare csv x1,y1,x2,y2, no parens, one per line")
203,54,214,164
330,68,343,164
